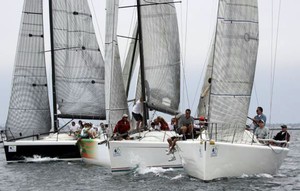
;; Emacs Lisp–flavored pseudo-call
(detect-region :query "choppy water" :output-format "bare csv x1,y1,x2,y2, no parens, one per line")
1,130,299,191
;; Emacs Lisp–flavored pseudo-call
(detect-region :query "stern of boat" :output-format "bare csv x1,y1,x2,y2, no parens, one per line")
78,138,110,167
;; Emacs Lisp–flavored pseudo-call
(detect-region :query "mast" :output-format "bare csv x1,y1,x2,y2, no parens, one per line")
136,0,148,128
126,31,139,97
48,0,58,131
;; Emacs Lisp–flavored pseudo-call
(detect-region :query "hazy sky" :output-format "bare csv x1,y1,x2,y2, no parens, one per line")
0,0,300,126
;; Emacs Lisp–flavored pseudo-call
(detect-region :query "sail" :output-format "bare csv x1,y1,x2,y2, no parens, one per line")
105,0,129,127
122,24,139,96
5,0,51,139
138,0,181,115
52,0,105,119
197,38,214,118
199,0,259,127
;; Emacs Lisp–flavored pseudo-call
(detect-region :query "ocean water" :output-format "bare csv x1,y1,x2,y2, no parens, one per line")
0,130,299,191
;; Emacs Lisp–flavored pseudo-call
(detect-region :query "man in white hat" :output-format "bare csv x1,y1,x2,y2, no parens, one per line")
113,114,131,140
254,119,269,139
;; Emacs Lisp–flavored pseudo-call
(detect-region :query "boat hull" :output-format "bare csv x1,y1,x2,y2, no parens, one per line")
177,140,289,181
78,138,110,167
4,140,80,162
109,131,182,173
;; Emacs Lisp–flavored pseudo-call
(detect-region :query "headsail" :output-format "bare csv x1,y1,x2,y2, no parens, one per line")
5,0,51,139
52,0,106,119
105,0,129,126
198,0,259,127
137,0,181,115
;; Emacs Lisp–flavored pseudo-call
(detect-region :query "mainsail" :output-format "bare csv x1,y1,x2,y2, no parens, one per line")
5,0,51,139
137,0,181,115
52,0,106,119
105,0,129,126
198,0,259,128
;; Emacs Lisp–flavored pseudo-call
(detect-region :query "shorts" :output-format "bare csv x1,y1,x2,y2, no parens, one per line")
132,112,143,121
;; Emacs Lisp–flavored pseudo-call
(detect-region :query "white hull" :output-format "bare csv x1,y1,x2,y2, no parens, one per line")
177,140,289,181
109,131,182,173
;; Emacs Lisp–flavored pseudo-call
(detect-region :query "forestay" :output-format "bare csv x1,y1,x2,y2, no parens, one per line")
5,0,51,139
137,0,181,115
52,0,106,119
197,0,259,140
105,0,129,126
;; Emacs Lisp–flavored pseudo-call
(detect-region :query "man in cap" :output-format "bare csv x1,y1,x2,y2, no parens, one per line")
254,119,269,139
113,114,131,140
273,124,290,146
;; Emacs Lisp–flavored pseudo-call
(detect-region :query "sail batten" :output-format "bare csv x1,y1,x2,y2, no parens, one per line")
5,0,51,140
52,0,106,119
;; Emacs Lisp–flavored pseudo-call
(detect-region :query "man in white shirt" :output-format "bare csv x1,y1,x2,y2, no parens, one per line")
69,121,80,136
254,119,269,139
132,98,143,130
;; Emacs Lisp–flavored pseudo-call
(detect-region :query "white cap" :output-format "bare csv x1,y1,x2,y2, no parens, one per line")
122,114,128,118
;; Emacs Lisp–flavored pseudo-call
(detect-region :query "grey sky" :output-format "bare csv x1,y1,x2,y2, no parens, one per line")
0,0,299,126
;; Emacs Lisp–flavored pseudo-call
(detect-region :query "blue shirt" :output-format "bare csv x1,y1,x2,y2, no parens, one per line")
254,114,267,127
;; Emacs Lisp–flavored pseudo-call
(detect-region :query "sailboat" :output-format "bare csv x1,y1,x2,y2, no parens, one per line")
3,0,106,162
107,0,183,173
78,0,183,170
78,0,129,167
176,0,289,181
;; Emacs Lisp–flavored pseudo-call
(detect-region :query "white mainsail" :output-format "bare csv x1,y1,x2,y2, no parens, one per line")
136,0,181,115
52,0,106,119
105,0,129,126
5,0,51,139
197,0,259,136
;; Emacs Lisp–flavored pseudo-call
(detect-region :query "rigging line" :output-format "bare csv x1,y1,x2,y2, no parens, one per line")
191,38,212,111
269,0,274,120
179,0,184,110
191,0,218,115
253,83,259,106
181,0,190,110
269,0,282,124
122,7,136,67
184,0,189,108
183,0,189,66
89,0,105,52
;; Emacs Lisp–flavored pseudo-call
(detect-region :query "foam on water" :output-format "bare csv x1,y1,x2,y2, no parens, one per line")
135,166,175,175
238,173,273,179
256,173,274,178
171,174,184,180
24,155,59,163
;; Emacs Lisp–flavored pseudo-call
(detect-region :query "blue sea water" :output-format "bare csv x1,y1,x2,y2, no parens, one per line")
0,130,299,191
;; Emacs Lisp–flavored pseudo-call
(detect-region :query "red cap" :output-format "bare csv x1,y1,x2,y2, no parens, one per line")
199,116,205,121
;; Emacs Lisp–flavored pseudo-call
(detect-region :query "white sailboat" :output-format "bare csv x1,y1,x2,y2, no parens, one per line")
78,0,129,167
108,0,183,173
79,0,183,170
176,0,289,181
3,0,106,162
